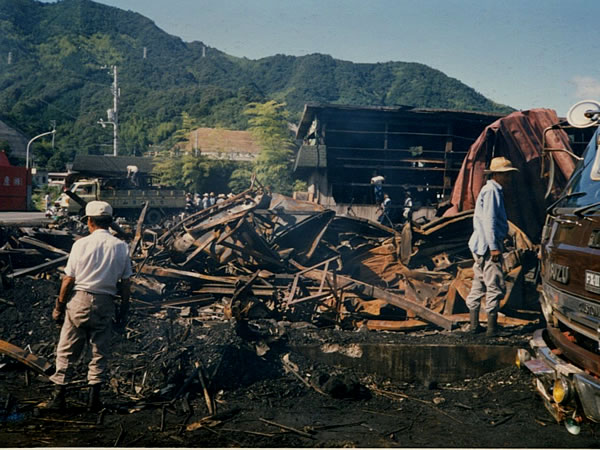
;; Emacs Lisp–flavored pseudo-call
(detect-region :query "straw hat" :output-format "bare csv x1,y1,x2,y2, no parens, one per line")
484,157,519,174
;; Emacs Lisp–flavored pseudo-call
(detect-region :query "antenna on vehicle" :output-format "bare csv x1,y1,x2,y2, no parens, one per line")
566,100,600,128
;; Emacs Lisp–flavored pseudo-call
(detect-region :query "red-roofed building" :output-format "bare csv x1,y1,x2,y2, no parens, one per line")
177,127,262,161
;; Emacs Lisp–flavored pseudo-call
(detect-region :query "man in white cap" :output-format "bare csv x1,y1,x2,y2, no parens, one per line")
47,201,132,411
466,156,518,337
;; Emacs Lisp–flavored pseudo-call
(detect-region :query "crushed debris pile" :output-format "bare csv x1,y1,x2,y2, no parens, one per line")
125,186,539,336
0,184,541,347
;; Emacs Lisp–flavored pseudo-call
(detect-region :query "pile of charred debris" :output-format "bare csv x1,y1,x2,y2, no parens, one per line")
130,186,539,332
0,185,565,447
9,185,540,333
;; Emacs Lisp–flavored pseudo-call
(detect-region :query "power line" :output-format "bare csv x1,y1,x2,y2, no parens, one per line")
34,98,79,121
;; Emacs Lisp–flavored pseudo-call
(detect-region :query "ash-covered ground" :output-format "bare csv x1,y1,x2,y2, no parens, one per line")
1,277,598,448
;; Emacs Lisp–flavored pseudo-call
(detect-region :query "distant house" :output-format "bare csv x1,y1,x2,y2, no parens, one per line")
294,103,503,220
48,172,70,187
0,120,28,160
178,127,261,161
31,168,48,186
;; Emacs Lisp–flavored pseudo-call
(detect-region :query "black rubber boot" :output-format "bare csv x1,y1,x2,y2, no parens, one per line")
486,312,498,337
47,385,66,411
87,384,102,412
469,309,484,334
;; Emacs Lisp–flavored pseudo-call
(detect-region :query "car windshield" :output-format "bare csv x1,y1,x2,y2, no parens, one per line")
562,127,600,208
73,183,94,195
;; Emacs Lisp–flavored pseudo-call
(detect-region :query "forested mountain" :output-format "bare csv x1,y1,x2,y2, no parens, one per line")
0,0,513,169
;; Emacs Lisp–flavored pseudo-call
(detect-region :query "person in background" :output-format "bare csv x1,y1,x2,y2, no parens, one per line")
202,193,209,209
465,157,518,337
185,193,194,212
216,193,226,204
209,192,216,206
370,171,385,204
47,201,132,412
377,193,393,227
402,190,413,224
126,165,139,187
44,192,51,211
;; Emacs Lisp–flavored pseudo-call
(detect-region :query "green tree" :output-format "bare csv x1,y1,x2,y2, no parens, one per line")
152,151,239,194
152,152,185,189
173,112,199,145
244,100,296,195
228,165,253,193
119,114,150,156
181,153,209,192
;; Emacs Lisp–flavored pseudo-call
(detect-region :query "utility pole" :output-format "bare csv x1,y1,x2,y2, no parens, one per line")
98,66,119,156
112,65,119,157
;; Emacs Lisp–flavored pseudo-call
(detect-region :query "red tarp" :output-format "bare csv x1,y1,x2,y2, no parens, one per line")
0,152,29,211
444,109,576,242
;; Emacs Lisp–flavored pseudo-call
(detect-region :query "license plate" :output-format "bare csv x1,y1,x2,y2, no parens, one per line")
585,270,600,294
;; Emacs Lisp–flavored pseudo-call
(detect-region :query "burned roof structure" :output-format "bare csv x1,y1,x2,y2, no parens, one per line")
294,103,503,209
71,155,154,177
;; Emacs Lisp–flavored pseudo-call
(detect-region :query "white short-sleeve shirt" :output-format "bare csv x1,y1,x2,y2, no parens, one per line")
65,229,133,295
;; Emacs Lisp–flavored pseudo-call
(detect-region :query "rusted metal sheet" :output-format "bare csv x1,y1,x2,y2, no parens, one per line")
445,109,576,242
291,260,456,330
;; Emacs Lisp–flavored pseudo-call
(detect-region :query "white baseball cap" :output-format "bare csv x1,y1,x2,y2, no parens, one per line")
85,201,113,217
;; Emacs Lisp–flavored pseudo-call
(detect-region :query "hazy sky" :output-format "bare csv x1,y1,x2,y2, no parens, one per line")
43,0,600,116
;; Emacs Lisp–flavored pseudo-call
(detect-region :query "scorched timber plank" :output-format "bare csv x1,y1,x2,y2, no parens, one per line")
0,340,53,376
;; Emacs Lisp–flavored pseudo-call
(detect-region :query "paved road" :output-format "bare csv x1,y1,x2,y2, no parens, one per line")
0,211,51,226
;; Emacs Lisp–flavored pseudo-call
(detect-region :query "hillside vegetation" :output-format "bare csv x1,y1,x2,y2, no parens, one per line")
0,0,513,170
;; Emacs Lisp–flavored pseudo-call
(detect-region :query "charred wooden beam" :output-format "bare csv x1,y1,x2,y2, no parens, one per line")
6,255,69,279
18,236,69,256
139,265,237,284
0,339,53,375
129,201,149,257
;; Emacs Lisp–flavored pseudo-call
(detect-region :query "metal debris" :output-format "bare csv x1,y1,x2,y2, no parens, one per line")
0,183,538,336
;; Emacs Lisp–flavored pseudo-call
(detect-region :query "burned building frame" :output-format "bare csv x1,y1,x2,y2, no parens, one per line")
294,103,502,216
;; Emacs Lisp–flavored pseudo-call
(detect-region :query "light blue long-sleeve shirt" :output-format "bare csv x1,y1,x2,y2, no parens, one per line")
468,179,508,256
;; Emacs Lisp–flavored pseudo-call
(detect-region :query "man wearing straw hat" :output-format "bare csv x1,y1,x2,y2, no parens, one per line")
466,157,518,337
